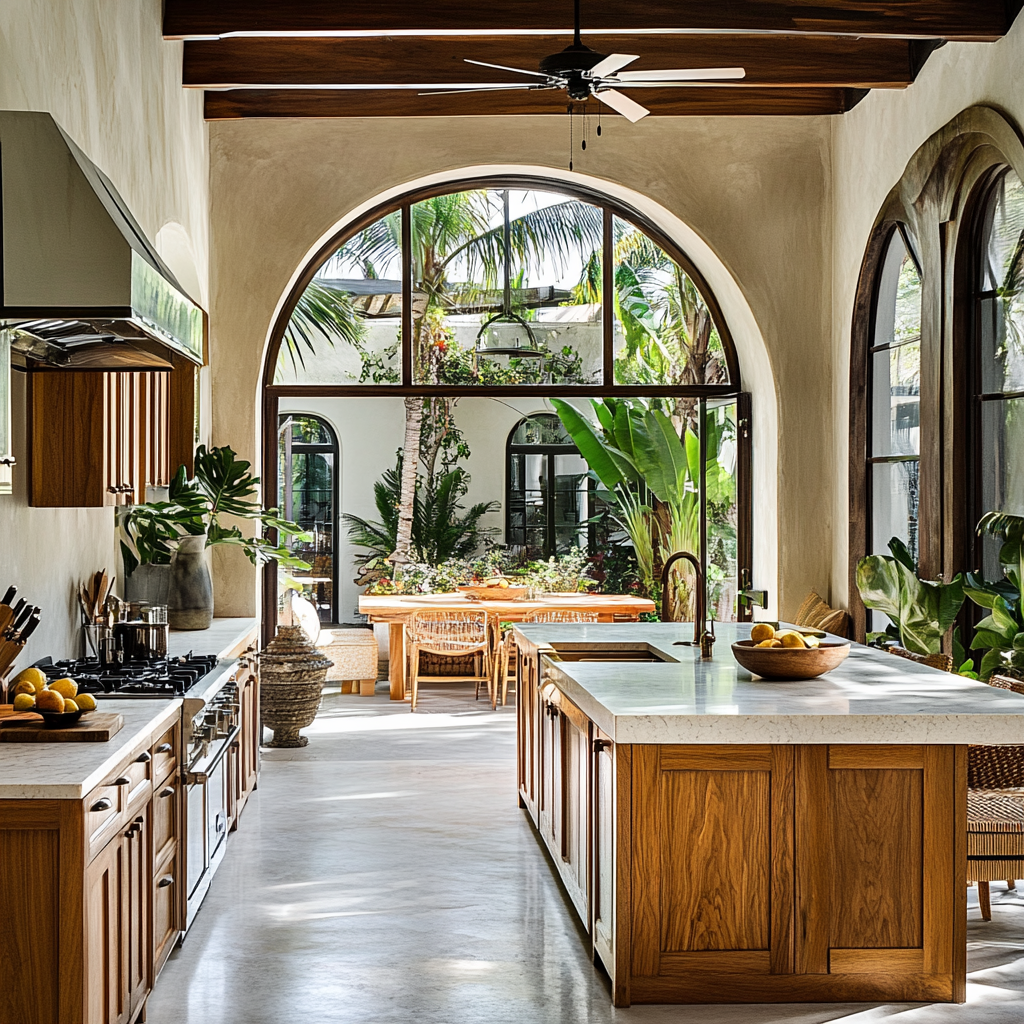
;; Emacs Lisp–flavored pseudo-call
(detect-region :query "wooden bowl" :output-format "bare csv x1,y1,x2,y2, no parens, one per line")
456,585,530,602
731,640,851,681
39,708,89,729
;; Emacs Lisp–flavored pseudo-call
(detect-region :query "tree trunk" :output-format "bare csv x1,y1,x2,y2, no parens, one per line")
392,396,423,566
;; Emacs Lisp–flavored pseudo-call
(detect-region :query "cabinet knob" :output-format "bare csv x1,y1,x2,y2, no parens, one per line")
136,751,152,763
124,823,140,839
158,786,175,798
134,815,144,823
155,743,173,754
593,738,612,753
113,776,131,786
90,797,113,812
157,875,174,889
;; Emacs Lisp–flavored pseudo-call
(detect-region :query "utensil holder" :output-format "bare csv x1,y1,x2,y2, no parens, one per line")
83,623,111,660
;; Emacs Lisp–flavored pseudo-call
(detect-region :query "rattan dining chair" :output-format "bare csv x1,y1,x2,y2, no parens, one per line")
494,609,600,709
406,610,493,713
882,646,1024,920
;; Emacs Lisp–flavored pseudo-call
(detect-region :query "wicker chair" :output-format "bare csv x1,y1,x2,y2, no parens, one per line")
406,610,493,713
494,609,600,709
881,648,1024,919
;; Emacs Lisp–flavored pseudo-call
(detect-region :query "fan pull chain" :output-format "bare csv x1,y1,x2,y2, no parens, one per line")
597,107,602,137
568,102,574,171
582,106,587,151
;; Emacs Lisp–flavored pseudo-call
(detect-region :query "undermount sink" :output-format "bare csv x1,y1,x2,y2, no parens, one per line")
544,644,677,664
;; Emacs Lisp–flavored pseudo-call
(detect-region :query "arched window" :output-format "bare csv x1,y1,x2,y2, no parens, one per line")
867,227,922,565
971,169,1024,578
278,414,338,623
506,413,594,558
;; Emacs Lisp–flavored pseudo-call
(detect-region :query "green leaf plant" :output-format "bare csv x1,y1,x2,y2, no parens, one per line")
856,537,965,657
118,445,312,577
964,512,1024,680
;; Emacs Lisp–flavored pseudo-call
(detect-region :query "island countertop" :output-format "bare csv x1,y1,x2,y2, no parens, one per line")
0,699,182,800
513,621,1024,745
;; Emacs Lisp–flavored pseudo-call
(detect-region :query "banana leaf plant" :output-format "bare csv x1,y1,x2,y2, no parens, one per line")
964,512,1024,679
856,537,965,656
119,445,311,577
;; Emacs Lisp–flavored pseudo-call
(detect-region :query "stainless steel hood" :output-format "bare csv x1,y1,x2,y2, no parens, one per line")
0,110,205,366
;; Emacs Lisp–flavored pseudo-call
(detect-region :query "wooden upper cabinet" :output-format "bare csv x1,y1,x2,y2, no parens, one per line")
28,363,195,508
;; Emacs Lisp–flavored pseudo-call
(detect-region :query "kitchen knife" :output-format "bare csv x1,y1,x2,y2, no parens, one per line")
1,586,16,605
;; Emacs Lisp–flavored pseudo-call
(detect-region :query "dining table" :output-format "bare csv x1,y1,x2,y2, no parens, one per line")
358,592,656,700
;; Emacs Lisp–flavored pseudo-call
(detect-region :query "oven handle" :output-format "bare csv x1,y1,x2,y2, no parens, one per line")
181,724,240,786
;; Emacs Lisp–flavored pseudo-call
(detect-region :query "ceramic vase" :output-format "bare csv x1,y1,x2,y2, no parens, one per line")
168,534,214,630
259,626,333,747
124,563,171,606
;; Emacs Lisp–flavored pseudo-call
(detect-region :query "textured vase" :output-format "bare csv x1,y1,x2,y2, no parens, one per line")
168,535,214,630
124,563,171,606
259,626,333,747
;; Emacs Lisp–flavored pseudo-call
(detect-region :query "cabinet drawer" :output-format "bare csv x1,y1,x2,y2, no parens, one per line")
152,725,177,785
152,777,179,862
153,847,180,977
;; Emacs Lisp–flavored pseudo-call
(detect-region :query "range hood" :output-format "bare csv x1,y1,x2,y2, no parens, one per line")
0,110,205,367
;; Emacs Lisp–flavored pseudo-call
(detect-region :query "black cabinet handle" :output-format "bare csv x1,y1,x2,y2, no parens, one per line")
113,776,131,786
124,823,140,839
155,743,173,754
90,797,113,812
157,875,174,888
158,786,175,798
136,751,152,763
134,815,144,823
593,738,612,753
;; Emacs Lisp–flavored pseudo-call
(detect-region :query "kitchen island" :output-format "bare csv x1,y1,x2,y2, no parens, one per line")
0,700,183,1024
513,622,1024,1007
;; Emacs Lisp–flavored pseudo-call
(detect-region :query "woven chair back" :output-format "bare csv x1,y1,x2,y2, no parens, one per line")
795,591,849,638
409,610,488,654
881,645,953,673
970,672,1024,789
526,609,600,624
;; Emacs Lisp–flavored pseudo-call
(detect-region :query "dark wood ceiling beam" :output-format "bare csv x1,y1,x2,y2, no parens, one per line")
203,87,861,119
183,35,917,90
165,0,1011,42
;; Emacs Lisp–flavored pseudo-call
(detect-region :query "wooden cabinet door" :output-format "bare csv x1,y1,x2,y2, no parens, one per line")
152,848,180,977
591,730,616,976
794,745,959,993
558,697,590,925
538,686,562,857
516,648,539,822
630,745,795,999
125,806,149,1019
86,834,129,1024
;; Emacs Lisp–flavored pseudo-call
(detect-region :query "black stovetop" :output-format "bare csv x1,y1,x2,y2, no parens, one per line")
33,653,220,697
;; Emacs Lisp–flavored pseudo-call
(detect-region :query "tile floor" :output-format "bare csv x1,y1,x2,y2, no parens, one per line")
146,685,1024,1024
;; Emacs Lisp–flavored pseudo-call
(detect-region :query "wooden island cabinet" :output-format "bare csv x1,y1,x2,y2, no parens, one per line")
512,623,1024,1007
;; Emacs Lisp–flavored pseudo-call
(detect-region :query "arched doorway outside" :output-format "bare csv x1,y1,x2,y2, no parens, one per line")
258,171,777,639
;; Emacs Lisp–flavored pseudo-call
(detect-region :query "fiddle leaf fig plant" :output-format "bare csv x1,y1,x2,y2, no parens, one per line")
856,537,965,656
119,445,311,577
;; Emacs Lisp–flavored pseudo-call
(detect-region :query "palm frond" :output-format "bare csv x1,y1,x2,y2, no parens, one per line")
283,281,367,371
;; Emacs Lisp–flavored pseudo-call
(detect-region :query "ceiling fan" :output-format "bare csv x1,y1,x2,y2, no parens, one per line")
420,0,746,123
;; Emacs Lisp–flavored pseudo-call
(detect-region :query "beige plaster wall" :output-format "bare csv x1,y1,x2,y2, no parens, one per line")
830,23,1024,608
0,0,208,662
209,114,834,620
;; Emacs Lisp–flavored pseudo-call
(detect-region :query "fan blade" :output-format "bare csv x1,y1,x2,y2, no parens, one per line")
587,53,639,78
464,58,551,80
596,89,649,123
615,67,746,83
418,84,543,97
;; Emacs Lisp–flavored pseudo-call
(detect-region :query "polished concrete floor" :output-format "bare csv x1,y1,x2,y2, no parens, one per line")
147,685,1024,1024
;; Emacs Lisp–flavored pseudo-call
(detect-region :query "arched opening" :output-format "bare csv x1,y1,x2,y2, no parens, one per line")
262,174,763,641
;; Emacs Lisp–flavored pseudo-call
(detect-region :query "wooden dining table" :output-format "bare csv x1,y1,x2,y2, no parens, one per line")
358,593,656,700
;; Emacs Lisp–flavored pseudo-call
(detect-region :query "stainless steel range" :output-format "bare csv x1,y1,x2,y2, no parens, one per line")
36,649,254,931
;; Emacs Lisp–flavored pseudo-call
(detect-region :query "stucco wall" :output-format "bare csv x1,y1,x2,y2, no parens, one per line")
0,0,209,662
210,114,835,620
830,21,1024,608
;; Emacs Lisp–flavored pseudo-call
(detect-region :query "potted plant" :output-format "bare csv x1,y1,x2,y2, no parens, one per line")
119,445,310,629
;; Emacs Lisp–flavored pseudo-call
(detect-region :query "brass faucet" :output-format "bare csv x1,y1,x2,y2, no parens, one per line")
661,550,704,645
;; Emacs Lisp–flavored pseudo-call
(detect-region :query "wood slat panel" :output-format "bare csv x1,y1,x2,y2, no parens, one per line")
661,745,772,771
183,35,916,89
794,745,830,974
830,948,925,974
204,86,857,119
829,766,923,949
829,744,925,769
770,745,796,974
164,1,1012,41
631,744,662,978
923,745,953,975
660,769,771,951
658,950,771,973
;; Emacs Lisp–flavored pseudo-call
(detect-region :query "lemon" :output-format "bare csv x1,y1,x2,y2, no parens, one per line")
778,632,807,649
35,689,65,713
75,693,97,712
10,680,37,697
750,623,775,643
803,634,821,649
12,692,36,711
12,667,47,693
49,677,79,700
756,638,783,648
62,699,79,713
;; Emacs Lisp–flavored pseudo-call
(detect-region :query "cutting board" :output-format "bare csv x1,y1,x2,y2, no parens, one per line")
0,712,124,742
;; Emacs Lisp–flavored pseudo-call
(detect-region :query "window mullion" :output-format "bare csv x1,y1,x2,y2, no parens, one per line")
602,207,613,386
401,203,412,387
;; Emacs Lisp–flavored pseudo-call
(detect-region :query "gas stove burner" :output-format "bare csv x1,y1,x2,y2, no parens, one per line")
35,652,222,697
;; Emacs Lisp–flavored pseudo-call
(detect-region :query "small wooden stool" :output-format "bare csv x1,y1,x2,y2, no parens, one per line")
318,628,378,696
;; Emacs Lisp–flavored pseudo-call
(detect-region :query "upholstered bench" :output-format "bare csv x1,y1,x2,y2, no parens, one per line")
318,628,378,696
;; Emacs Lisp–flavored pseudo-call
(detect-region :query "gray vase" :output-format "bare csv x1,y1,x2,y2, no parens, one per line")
124,563,171,606
168,535,214,630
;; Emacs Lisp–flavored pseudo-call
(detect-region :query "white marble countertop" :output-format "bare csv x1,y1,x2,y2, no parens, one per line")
0,700,182,800
514,622,1024,745
168,617,257,660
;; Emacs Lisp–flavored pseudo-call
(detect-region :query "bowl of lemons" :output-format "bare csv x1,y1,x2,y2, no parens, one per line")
9,668,96,727
732,623,850,681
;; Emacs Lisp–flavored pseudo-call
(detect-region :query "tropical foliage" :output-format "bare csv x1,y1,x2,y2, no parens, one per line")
119,446,311,575
856,537,965,657
964,512,1024,679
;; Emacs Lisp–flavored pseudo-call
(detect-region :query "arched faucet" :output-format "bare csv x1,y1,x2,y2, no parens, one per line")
661,550,704,644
